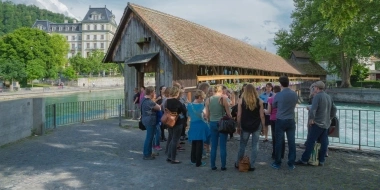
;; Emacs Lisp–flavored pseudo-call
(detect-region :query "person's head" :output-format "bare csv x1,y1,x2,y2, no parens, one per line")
164,87,171,97
173,82,181,89
169,86,180,98
194,90,206,101
140,86,145,92
261,86,266,92
198,82,210,94
242,84,259,111
159,85,166,95
207,87,214,97
266,83,273,92
279,76,289,87
145,86,155,97
273,85,281,93
213,85,223,94
134,87,138,93
222,85,228,95
313,81,325,93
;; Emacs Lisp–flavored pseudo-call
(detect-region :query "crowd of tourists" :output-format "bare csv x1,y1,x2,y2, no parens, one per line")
135,76,337,171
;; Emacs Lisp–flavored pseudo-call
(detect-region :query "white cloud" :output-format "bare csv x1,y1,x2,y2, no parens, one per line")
9,0,79,19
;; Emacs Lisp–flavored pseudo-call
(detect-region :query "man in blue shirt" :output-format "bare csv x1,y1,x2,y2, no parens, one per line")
259,83,273,142
271,76,298,170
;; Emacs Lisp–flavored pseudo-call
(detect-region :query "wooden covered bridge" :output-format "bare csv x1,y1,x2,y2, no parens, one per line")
103,3,326,115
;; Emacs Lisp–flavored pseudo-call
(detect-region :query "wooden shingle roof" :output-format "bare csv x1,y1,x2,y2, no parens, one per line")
105,3,302,75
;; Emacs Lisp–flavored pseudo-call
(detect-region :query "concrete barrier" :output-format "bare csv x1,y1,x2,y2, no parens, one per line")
0,98,45,146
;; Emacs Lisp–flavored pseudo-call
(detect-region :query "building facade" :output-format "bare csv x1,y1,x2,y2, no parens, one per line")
32,6,117,58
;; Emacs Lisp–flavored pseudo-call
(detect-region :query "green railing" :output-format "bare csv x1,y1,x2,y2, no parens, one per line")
45,99,124,129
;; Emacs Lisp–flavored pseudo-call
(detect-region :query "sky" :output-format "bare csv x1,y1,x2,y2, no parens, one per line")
9,0,295,54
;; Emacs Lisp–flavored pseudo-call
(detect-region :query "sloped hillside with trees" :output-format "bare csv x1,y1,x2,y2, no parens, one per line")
0,1,73,36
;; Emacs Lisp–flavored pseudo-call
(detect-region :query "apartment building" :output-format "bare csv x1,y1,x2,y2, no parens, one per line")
32,6,117,58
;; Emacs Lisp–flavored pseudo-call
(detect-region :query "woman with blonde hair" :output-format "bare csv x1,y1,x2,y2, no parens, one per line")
165,86,185,164
235,84,265,171
205,85,232,170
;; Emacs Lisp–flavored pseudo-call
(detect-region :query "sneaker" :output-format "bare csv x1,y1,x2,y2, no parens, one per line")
202,155,208,159
221,167,227,171
288,165,296,170
271,163,280,169
180,141,185,144
196,162,207,167
190,161,196,165
177,147,185,151
143,156,155,160
319,162,324,166
295,160,308,166
151,152,159,156
154,146,163,151
249,167,256,171
263,139,269,142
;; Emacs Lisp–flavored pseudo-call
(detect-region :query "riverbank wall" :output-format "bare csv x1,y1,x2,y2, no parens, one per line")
326,88,380,104
0,98,44,146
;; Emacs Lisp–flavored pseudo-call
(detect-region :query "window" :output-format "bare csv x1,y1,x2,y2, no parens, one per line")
101,25,104,30
65,27,69,31
66,36,68,40
78,44,82,49
101,35,104,40
101,43,104,48
86,52,90,57
72,44,75,49
94,35,97,40
87,25,90,30
59,27,62,31
78,35,82,40
93,43,97,49
72,26,76,31
87,35,90,40
71,36,75,40
94,25,97,30
86,43,90,48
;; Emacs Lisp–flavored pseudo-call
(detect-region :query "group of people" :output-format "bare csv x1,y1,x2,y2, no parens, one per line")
136,75,337,171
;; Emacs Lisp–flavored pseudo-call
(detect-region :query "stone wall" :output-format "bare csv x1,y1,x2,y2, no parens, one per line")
327,90,380,104
76,77,124,87
0,98,45,146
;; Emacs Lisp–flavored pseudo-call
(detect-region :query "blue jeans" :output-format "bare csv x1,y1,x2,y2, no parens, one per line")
274,119,296,167
153,123,161,147
236,125,262,167
301,124,329,163
143,124,156,157
210,121,228,169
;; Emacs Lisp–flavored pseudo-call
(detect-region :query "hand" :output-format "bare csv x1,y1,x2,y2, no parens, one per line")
236,128,241,135
306,107,310,111
309,119,314,126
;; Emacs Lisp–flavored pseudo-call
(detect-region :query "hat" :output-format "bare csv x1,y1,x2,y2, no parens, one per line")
314,81,325,89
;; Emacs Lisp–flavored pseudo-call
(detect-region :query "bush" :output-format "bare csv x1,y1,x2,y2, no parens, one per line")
352,81,380,88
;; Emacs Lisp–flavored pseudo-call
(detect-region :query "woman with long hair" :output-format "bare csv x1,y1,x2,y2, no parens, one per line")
141,86,161,160
165,86,185,164
205,85,232,171
235,84,265,171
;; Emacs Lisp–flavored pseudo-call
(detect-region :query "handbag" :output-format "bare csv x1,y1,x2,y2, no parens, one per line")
308,143,321,166
160,108,178,128
139,99,147,131
216,97,236,133
238,156,251,172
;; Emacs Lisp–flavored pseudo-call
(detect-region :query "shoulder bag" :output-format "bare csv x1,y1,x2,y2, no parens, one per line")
139,99,148,130
217,96,236,134
160,101,178,128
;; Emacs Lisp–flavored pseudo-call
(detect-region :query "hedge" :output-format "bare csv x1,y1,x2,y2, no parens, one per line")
352,81,380,88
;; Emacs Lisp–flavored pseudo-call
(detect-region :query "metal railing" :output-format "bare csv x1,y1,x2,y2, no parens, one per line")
295,107,380,150
45,99,124,129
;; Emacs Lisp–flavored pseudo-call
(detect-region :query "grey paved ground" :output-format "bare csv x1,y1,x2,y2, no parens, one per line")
1,119,380,190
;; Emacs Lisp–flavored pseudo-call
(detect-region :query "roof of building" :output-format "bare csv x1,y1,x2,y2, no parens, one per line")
287,60,327,75
32,20,55,29
82,7,116,25
104,3,303,75
291,51,311,59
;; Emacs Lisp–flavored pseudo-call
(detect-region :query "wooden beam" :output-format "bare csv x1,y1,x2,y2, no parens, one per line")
197,75,321,81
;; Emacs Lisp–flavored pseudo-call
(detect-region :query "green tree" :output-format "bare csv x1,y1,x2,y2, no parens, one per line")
0,59,27,89
375,61,380,70
62,66,77,80
350,63,370,83
274,0,380,88
26,59,45,87
0,27,69,85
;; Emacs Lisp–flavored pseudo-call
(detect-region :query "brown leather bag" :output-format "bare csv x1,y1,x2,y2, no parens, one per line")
160,108,178,128
238,156,250,172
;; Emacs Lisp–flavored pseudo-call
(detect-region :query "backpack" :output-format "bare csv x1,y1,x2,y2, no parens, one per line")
238,156,250,172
